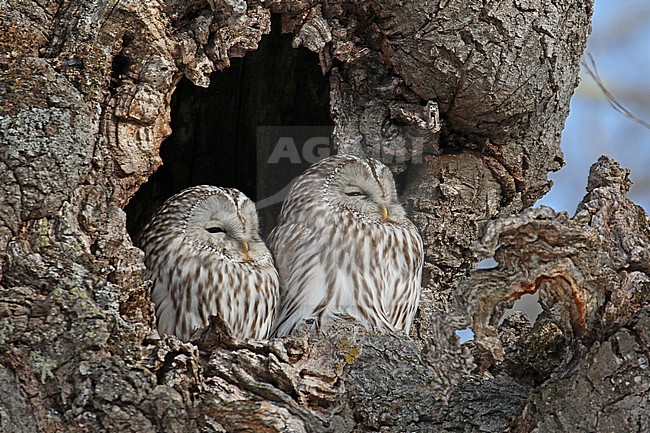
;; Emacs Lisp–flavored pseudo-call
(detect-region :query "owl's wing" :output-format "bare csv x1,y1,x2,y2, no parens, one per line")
382,224,424,333
268,221,332,337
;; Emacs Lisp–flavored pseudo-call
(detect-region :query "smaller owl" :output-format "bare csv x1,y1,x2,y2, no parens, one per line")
139,186,279,342
269,154,424,337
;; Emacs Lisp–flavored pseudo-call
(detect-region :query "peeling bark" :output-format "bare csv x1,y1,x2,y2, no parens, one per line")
2,0,648,432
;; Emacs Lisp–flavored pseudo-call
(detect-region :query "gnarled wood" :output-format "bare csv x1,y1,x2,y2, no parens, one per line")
3,1,648,432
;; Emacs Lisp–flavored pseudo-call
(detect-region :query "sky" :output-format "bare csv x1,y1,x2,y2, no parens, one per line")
537,0,650,214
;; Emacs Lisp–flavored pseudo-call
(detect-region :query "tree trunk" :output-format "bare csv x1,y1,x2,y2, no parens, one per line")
1,0,648,432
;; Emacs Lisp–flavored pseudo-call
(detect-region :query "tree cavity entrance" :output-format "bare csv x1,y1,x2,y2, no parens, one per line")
126,17,333,241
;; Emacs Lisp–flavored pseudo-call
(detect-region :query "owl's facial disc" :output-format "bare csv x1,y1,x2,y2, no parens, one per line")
203,216,253,261
186,194,259,262
328,161,403,222
341,183,392,221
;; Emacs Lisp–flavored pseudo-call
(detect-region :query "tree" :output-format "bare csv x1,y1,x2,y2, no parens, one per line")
1,0,648,432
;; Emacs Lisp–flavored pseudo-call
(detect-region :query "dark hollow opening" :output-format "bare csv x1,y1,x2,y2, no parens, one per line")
126,16,333,242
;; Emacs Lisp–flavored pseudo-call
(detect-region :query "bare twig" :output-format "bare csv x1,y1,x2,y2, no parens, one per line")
581,52,650,130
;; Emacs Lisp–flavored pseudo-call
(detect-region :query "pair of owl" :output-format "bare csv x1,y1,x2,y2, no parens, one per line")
139,154,424,342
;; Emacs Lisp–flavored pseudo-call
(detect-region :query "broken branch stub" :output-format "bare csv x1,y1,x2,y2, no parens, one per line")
458,156,650,372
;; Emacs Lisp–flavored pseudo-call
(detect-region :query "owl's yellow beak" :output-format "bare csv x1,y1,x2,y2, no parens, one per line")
380,203,391,222
242,240,252,262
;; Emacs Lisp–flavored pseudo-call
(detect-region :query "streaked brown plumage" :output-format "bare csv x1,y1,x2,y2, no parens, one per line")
268,154,423,337
139,186,279,341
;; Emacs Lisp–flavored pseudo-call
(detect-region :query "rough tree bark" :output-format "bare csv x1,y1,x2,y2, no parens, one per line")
1,0,648,432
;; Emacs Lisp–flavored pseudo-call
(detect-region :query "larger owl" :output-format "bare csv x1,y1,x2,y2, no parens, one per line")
139,186,279,342
269,154,423,337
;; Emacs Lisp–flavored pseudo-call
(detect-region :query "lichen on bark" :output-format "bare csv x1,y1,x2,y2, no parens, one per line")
2,0,648,432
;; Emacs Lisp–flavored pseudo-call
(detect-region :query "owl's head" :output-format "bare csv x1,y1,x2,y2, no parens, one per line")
182,187,264,262
322,155,407,223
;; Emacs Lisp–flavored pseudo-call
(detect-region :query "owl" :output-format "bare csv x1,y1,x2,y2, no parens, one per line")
139,186,279,342
268,154,423,337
